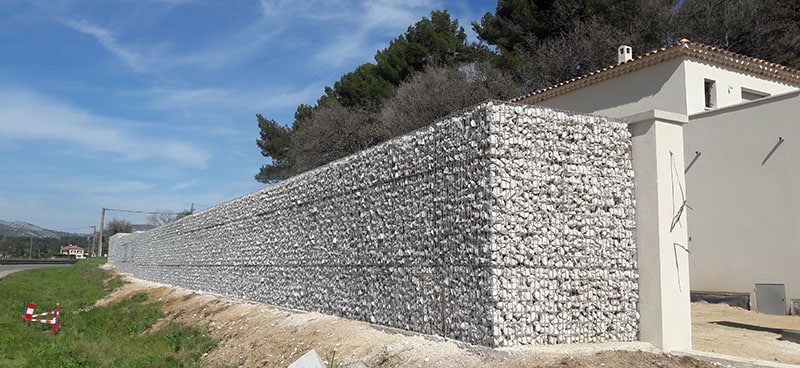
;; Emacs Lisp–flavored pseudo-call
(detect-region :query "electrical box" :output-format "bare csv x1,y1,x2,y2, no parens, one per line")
755,283,786,315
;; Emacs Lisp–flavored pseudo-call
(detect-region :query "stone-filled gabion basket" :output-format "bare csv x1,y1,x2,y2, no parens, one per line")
109,101,638,347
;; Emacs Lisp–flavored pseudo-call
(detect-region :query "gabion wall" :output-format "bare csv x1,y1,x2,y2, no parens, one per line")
109,101,638,347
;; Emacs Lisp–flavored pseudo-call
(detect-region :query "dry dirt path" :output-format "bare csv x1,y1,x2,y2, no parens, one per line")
96,269,747,368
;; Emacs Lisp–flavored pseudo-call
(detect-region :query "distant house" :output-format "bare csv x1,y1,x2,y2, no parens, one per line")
514,39,800,315
60,244,85,258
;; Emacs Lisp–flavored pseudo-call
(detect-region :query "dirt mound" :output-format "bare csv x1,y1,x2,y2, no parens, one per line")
97,270,723,368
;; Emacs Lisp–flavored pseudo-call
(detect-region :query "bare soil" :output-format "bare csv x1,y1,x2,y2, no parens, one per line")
97,269,784,368
693,301,800,365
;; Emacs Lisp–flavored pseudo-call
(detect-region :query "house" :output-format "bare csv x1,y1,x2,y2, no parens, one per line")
60,244,85,259
514,39,800,315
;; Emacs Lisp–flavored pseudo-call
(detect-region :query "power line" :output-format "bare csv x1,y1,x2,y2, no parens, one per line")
105,205,206,215
104,208,174,215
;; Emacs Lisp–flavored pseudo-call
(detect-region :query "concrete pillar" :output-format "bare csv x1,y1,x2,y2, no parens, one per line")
625,110,692,351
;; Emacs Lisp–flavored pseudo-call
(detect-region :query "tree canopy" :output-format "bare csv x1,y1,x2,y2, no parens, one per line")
473,0,800,86
146,208,194,227
255,114,294,183
473,0,674,86
105,218,133,236
673,0,800,68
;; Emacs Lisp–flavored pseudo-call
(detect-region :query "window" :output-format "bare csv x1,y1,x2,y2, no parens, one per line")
741,88,769,102
704,79,716,108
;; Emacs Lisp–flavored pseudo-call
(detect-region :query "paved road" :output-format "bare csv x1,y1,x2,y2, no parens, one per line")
0,264,71,279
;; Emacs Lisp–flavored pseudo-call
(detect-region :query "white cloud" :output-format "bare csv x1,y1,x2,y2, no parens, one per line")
254,0,444,67
0,88,210,168
55,1,467,78
145,87,230,107
258,0,336,19
60,15,282,73
56,1,449,76
311,0,442,67
362,0,437,29
124,83,321,115
28,176,155,196
259,0,300,18
169,180,198,191
61,18,147,72
171,23,285,71
263,0,481,69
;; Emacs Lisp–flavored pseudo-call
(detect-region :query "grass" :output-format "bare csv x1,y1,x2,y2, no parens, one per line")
0,258,216,367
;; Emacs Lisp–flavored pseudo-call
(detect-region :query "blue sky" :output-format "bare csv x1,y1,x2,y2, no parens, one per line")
0,0,495,232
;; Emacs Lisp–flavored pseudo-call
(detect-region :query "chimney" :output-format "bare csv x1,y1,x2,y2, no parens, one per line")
618,45,632,64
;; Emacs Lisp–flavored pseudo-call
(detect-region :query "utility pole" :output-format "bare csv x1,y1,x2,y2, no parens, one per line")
29,237,33,259
90,225,97,254
97,208,106,257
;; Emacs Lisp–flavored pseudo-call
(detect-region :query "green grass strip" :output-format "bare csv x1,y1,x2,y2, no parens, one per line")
0,259,216,368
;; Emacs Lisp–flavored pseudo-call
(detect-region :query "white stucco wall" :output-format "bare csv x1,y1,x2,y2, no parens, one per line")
535,57,798,120
626,110,692,351
536,58,688,117
685,90,800,312
683,60,797,115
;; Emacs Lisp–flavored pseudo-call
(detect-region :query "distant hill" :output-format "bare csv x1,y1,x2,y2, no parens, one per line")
0,220,73,238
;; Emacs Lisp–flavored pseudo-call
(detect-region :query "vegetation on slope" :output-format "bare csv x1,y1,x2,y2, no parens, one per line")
0,259,216,367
